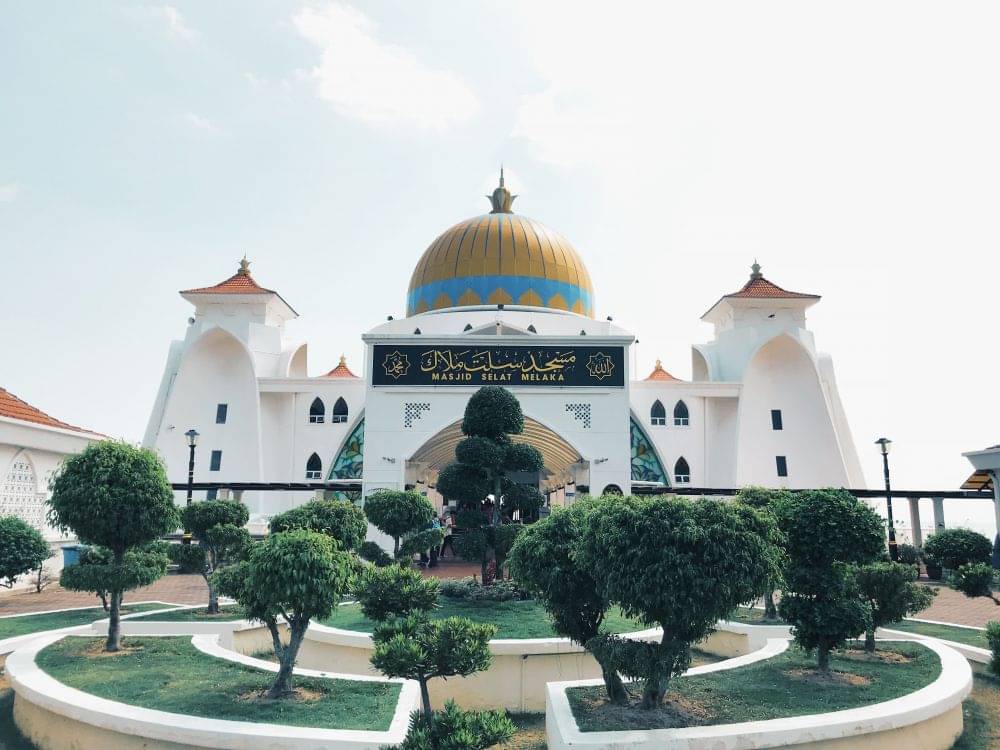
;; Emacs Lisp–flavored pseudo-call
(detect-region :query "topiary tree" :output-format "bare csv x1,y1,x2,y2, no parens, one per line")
579,495,780,708
215,529,351,698
508,499,628,704
952,562,999,605
774,488,885,670
437,387,543,583
855,561,936,651
359,540,393,567
269,498,367,553
923,528,992,572
48,441,180,652
363,490,436,558
734,486,791,620
0,516,50,589
395,699,514,750
354,563,440,621
180,499,251,614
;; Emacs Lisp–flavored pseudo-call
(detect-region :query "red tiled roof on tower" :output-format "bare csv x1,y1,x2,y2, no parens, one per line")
181,257,276,295
323,355,358,378
0,387,100,435
723,262,819,301
645,360,680,382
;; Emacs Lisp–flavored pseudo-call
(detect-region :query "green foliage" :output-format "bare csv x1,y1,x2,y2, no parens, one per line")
952,563,999,604
897,543,921,566
923,529,992,571
48,441,180,555
455,436,506,471
354,563,439,621
461,386,524,439
855,561,936,650
987,621,1000,677
774,489,885,669
436,463,490,507
269,499,366,552
216,529,352,698
0,516,49,588
579,495,780,707
359,540,393,567
395,700,515,750
181,499,252,612
437,577,529,602
399,527,445,560
734,485,793,510
168,542,206,574
363,490,436,555
47,441,179,652
185,499,249,537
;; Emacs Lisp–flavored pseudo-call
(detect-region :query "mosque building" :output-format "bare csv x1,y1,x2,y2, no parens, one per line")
143,173,865,522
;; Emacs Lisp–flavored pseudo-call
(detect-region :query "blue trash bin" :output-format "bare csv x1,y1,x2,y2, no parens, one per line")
62,545,83,567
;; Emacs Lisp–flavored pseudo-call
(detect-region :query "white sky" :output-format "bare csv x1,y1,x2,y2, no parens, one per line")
2,2,998,522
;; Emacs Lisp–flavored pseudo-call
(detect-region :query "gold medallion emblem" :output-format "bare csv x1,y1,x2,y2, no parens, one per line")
382,350,410,380
585,352,614,381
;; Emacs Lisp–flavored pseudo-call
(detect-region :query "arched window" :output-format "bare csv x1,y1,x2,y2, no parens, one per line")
305,453,323,479
674,457,690,484
650,400,666,426
601,484,623,496
673,400,689,426
309,397,325,424
332,397,349,424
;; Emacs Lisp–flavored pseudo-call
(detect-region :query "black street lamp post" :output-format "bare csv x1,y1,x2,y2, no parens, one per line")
183,429,199,544
875,437,898,562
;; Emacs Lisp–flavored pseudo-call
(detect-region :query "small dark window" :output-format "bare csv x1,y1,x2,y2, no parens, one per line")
309,397,325,424
206,488,218,500
673,400,689,426
776,456,788,477
215,403,228,424
674,457,690,484
771,409,783,430
463,324,473,331
332,397,348,424
527,325,537,333
305,452,322,480
650,400,666,426
209,450,222,471
602,484,623,496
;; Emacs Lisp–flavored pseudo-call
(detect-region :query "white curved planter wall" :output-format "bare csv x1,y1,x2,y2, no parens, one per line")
7,633,420,750
545,638,973,750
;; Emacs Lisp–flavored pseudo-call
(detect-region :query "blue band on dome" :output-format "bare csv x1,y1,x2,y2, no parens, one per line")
407,275,593,316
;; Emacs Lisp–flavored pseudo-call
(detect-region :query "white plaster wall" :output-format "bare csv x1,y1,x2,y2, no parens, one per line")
705,397,739,487
630,384,705,487
736,334,850,488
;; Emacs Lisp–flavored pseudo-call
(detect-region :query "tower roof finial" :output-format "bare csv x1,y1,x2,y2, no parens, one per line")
238,255,251,275
486,166,516,214
750,259,762,280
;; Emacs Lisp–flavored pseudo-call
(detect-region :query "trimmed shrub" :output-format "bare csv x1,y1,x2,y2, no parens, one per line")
855,561,936,651
0,516,50,589
395,700,514,750
182,499,251,614
354,563,439,621
897,543,921,566
359,540,393,567
952,563,999,605
269,499,366,553
987,621,1000,677
923,529,992,572
438,577,529,602
363,490,436,558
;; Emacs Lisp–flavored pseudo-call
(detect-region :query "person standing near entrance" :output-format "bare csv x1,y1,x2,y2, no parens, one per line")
439,511,455,558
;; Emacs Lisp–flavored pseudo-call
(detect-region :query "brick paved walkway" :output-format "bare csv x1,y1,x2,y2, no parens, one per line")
915,583,999,628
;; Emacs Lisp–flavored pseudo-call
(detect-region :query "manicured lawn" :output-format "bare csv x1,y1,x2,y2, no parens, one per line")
0,603,172,640
128,604,248,622
953,663,1000,749
37,637,400,731
320,599,646,639
567,641,941,731
724,606,786,625
884,619,989,649
502,713,546,750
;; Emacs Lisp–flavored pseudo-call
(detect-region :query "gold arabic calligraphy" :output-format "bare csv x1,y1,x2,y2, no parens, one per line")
420,349,576,375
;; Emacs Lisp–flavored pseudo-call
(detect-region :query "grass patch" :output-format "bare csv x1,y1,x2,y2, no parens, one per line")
321,600,645,639
883,619,989,649
128,604,248,623
952,664,1000,749
501,713,546,750
0,603,171,640
36,636,400,731
567,641,940,731
725,606,786,625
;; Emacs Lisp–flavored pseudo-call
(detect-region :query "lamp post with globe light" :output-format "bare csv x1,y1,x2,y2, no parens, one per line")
875,437,899,561
183,429,199,544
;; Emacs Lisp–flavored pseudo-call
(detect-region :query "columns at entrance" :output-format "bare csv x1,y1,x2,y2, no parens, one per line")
907,497,922,547
932,497,945,534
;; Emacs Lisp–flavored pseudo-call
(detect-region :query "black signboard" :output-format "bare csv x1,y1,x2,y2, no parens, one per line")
372,344,625,387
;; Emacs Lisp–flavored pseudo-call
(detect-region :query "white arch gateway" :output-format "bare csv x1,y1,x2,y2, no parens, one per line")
144,180,864,524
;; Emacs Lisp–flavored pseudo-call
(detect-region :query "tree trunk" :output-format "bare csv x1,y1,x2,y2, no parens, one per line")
864,626,876,653
817,643,830,672
206,578,219,615
764,590,778,620
418,678,433,725
266,620,306,699
601,666,629,705
106,590,123,652
393,536,400,558
641,676,669,709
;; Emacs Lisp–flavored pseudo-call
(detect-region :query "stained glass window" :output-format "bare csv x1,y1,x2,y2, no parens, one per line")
330,418,364,480
630,417,668,485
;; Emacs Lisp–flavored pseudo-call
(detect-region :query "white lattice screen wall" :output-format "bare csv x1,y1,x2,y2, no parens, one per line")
0,458,46,532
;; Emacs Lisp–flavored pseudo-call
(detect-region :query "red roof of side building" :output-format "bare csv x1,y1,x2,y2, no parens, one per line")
323,355,358,378
0,387,100,435
180,258,277,295
645,360,680,382
702,263,820,319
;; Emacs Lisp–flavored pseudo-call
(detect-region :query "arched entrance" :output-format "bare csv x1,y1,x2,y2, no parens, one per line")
406,416,586,505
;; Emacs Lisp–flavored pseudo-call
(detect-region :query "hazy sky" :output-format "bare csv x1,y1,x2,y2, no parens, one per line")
2,2,999,520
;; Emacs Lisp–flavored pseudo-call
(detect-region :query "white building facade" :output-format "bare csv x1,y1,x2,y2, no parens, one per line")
144,176,864,523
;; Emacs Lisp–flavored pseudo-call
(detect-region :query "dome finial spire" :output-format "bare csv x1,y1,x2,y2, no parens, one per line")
486,166,516,214
750,259,762,280
238,255,251,275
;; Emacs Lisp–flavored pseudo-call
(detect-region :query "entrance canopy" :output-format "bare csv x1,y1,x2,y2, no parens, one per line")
408,416,584,491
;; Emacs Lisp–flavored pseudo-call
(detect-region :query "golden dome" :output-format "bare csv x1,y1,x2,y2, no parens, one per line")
406,171,595,317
